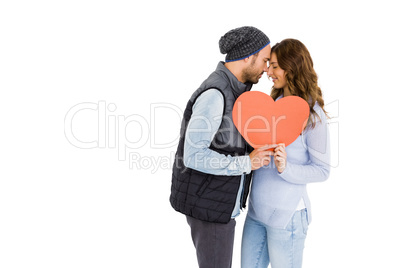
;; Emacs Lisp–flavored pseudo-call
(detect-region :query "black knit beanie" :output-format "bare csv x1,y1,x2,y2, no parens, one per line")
219,26,270,62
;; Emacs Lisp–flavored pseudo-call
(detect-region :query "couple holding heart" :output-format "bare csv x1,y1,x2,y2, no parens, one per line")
170,26,330,268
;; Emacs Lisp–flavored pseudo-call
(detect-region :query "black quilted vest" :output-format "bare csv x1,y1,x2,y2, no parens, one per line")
170,62,254,223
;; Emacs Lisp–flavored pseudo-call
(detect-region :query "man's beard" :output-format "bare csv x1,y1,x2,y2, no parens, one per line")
242,59,263,84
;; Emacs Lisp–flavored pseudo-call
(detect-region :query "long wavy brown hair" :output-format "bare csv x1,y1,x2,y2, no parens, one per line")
270,39,328,128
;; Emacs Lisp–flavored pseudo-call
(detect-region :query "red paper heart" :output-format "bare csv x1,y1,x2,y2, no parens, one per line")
232,91,310,149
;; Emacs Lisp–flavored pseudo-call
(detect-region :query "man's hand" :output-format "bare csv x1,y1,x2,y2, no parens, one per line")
249,145,276,170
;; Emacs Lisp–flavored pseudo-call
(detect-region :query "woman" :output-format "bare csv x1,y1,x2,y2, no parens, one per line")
241,39,331,268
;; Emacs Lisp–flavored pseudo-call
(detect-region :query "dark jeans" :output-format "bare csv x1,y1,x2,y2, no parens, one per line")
186,216,236,268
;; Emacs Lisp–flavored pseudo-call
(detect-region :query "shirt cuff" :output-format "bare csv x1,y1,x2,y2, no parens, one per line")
237,155,252,174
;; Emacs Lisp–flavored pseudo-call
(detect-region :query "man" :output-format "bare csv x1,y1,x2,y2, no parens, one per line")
170,26,272,268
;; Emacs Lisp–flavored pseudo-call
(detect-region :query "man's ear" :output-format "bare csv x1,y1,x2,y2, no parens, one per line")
242,56,253,67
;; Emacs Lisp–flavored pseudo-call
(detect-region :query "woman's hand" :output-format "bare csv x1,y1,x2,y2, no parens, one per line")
274,143,287,173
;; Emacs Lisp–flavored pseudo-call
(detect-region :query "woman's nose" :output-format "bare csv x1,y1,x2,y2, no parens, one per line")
267,65,273,76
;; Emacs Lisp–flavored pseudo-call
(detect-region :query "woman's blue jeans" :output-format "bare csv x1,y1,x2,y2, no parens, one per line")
241,209,308,268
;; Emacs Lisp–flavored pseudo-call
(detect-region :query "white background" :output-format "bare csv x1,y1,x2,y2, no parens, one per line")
1,0,401,267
